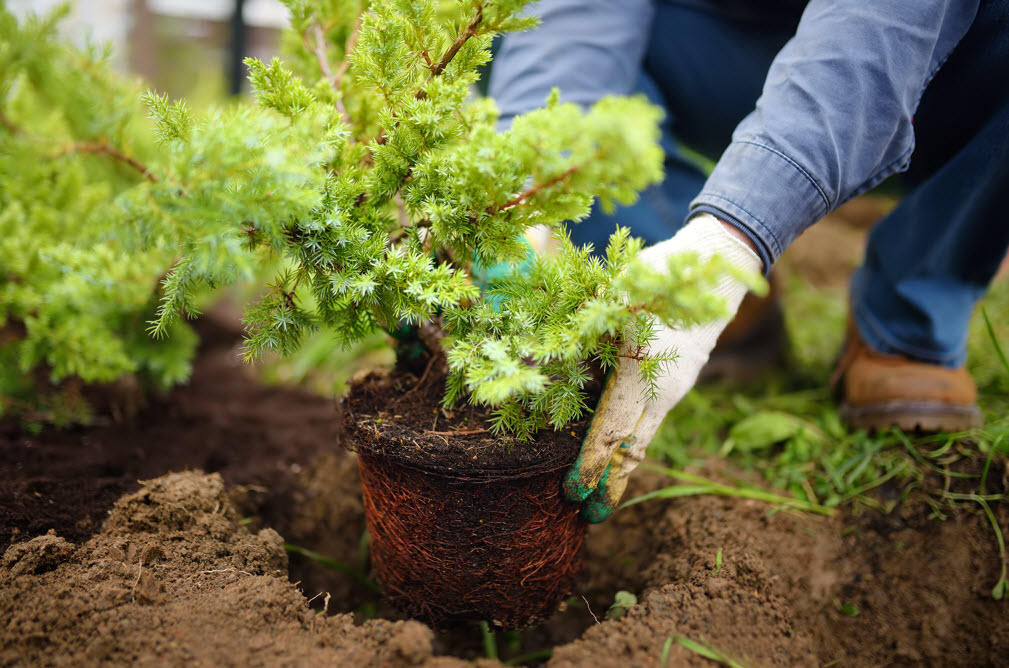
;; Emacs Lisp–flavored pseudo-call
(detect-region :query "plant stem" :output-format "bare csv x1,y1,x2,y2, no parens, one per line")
311,23,337,86
334,10,362,92
428,4,483,77
284,543,383,596
0,109,23,135
982,308,1009,378
493,165,579,213
972,496,1008,600
479,621,498,660
979,434,1002,495
59,141,158,182
625,464,835,516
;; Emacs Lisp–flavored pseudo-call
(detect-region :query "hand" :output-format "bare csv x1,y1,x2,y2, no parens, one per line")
564,213,763,522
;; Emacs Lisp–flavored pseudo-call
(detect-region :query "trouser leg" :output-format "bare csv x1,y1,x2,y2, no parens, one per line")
850,0,1009,367
572,4,798,252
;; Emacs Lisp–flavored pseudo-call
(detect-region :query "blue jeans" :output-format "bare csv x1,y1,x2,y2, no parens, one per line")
569,1,1009,368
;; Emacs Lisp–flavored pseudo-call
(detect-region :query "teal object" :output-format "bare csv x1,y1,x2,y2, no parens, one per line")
581,462,614,523
471,238,539,308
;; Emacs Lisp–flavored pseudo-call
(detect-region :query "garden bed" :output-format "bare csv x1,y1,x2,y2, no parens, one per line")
2,316,1007,666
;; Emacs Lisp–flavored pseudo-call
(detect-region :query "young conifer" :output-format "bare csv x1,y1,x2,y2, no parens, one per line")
141,0,754,439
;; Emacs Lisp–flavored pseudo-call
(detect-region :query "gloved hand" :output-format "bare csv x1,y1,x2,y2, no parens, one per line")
565,213,763,522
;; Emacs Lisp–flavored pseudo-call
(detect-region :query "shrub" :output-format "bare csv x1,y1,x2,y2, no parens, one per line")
0,5,193,421
0,3,326,422
144,0,749,439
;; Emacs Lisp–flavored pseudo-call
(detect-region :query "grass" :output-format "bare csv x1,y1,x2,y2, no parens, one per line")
672,635,748,668
642,270,1009,597
711,548,724,577
622,464,834,516
646,275,1009,514
284,543,384,596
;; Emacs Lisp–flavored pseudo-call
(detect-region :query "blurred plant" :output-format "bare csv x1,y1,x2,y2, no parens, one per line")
0,2,332,423
0,4,193,423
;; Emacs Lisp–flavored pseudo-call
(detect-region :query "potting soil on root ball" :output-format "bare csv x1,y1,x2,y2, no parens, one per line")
345,369,593,630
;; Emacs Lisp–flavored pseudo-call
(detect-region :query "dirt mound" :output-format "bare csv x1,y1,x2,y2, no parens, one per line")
0,471,475,667
552,579,815,667
0,312,341,548
556,474,1009,667
4,452,1007,667
3,310,1006,666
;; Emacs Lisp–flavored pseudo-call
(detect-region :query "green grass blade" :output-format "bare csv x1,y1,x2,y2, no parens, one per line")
674,636,747,668
621,485,715,506
982,308,1009,378
660,636,674,667
711,548,724,577
979,434,1003,495
480,621,498,661
969,496,1008,600
626,464,834,516
503,649,553,666
284,543,383,596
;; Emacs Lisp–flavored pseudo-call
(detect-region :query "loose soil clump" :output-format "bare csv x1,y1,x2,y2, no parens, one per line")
3,318,1007,666
1,471,465,667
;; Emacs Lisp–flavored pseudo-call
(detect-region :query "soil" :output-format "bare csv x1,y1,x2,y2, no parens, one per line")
345,368,587,474
3,305,1008,666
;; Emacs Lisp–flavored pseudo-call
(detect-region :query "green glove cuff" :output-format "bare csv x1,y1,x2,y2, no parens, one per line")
581,463,615,523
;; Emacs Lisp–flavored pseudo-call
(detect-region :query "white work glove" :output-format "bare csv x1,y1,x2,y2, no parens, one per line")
564,213,763,522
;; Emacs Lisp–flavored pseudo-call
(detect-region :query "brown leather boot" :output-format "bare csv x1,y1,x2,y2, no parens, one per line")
700,273,788,383
831,319,983,432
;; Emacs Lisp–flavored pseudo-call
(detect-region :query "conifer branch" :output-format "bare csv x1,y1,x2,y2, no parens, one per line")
59,142,158,182
334,12,362,93
493,165,579,213
416,2,484,99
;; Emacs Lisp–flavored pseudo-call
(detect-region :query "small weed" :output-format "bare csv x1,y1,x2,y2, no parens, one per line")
479,621,498,661
284,543,383,596
605,590,638,620
711,548,724,577
838,601,859,617
674,635,748,668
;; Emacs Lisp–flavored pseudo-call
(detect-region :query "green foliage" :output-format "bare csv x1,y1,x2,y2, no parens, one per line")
1,2,332,422
648,272,1009,514
142,0,745,439
0,3,198,420
0,0,754,438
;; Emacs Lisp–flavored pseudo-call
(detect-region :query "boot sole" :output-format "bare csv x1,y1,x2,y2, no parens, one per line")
840,401,983,433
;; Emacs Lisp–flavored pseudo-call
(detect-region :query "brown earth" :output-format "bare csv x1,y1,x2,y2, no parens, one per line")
2,289,1008,666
